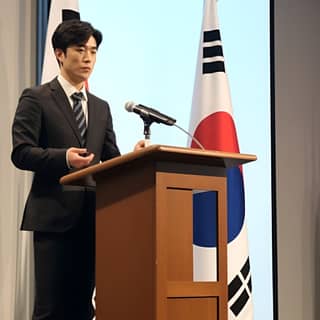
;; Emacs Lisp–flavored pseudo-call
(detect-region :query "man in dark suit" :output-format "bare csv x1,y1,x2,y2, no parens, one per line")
11,19,142,319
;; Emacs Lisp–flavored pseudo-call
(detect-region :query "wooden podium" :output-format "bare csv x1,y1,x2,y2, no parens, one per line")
60,145,256,320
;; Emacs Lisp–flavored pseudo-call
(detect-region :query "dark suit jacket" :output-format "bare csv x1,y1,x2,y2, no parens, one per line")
11,78,120,232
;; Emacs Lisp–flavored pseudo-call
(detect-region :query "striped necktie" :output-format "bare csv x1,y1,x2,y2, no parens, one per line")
71,92,86,147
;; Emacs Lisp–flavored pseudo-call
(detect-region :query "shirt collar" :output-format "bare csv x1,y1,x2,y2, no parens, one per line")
57,74,88,101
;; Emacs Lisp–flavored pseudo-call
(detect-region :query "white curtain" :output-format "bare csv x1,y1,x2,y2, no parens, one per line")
0,1,36,319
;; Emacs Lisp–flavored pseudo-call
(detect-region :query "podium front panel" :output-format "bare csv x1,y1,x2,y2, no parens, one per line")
156,170,227,320
94,160,228,320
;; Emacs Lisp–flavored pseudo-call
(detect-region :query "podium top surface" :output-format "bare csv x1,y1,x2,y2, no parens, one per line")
60,144,257,186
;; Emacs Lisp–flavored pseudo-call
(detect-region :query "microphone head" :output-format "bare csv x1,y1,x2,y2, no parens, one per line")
124,101,135,112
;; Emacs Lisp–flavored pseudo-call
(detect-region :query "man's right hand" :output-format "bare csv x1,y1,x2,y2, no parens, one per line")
67,147,94,169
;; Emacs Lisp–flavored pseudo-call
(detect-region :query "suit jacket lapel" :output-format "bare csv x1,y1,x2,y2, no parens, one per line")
49,78,83,145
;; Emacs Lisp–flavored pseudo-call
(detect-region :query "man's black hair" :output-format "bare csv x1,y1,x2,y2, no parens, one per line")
52,19,102,53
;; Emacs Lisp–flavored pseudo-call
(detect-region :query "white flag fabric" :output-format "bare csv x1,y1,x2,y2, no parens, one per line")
189,1,254,319
41,0,79,84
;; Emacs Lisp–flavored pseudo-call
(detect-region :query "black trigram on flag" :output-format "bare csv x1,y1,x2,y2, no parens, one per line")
202,29,226,74
228,257,252,317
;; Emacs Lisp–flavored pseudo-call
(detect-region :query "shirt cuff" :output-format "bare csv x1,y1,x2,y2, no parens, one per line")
66,149,72,169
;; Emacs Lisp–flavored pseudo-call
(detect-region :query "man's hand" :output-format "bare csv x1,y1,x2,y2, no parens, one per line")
67,147,94,169
134,140,149,151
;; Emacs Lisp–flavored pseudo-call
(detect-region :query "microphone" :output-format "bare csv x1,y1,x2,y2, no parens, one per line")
124,101,205,150
124,101,176,126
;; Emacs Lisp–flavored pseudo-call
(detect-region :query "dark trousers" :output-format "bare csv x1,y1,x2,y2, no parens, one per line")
32,192,95,320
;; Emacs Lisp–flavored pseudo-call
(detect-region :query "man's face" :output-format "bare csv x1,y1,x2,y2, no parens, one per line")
55,35,97,87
